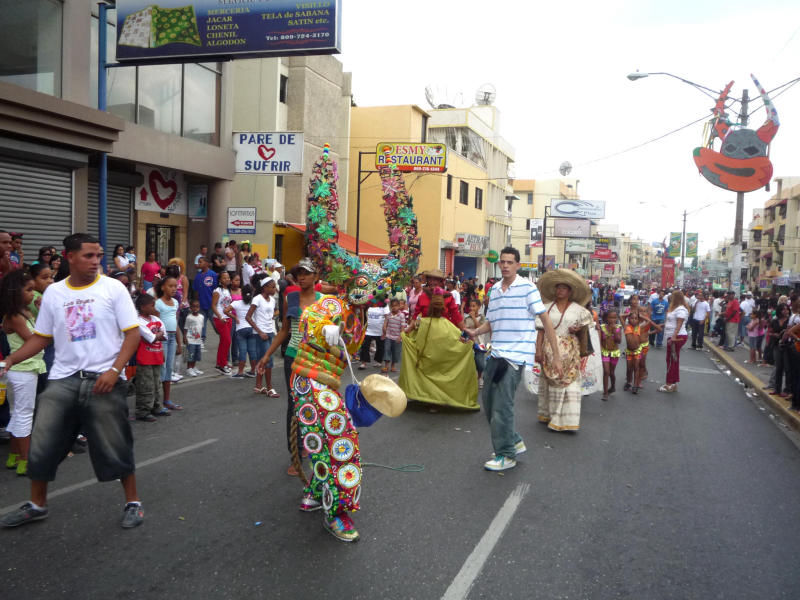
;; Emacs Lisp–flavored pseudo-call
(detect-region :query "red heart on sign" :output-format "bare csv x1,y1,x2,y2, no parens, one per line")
258,145,276,161
148,170,178,210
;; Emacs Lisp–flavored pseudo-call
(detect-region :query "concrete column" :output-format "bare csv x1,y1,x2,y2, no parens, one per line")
208,179,231,245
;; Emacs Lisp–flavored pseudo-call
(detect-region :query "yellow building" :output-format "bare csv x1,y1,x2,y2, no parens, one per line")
347,104,512,280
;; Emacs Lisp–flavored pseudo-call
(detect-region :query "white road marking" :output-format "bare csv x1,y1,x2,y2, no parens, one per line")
680,366,722,375
0,438,219,515
441,483,530,600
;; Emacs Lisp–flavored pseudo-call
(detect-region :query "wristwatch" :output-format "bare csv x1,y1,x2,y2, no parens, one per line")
109,366,121,375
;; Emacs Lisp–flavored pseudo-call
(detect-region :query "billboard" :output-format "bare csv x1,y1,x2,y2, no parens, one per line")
134,166,186,214
375,143,447,173
233,132,304,174
550,198,606,219
565,239,594,253
553,218,591,238
685,233,699,258
529,219,544,244
662,257,675,287
668,232,682,257
115,0,341,63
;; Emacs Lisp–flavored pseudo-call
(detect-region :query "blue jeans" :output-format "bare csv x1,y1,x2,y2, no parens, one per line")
254,332,274,367
482,356,524,459
383,339,402,364
201,307,214,341
161,331,177,381
235,327,258,364
649,319,665,346
739,314,751,342
231,327,239,364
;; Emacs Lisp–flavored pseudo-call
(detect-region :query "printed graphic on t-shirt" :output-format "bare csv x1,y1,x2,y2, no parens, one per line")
65,300,96,342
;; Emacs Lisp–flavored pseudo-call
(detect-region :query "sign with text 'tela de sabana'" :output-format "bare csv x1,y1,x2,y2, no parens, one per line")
233,132,304,174
115,0,341,63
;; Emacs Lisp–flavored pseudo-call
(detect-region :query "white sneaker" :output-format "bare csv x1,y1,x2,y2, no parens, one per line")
484,456,517,471
186,368,198,377
200,341,206,350
491,441,527,458
171,373,183,382
194,368,204,375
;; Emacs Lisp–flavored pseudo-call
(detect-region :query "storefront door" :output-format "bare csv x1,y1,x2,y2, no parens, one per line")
146,224,175,266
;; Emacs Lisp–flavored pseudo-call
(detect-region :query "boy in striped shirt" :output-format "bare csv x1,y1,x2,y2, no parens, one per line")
465,247,561,471
382,298,405,373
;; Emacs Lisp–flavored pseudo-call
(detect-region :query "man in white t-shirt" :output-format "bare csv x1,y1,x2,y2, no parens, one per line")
194,245,208,272
0,234,144,530
739,292,755,343
690,291,711,349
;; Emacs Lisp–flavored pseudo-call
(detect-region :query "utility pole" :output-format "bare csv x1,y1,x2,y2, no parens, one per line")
733,88,749,245
679,209,687,287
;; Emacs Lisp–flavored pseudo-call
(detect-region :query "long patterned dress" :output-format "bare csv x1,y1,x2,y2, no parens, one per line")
536,301,593,431
290,296,365,518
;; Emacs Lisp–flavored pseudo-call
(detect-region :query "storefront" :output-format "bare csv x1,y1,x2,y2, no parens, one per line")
452,233,488,280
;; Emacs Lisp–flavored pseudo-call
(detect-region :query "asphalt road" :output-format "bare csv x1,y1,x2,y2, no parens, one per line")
2,346,800,600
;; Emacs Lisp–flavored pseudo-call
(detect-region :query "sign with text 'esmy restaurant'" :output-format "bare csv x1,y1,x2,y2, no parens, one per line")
233,132,304,174
116,0,341,63
375,143,447,173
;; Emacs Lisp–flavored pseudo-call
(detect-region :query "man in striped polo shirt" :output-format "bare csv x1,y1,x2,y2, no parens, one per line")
466,247,561,471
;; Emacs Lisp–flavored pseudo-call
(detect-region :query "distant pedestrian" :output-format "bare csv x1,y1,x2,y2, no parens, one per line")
723,291,740,351
192,256,217,344
659,290,688,393
0,233,144,529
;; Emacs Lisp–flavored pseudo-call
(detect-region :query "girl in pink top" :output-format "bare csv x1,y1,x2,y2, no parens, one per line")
140,251,160,291
746,309,768,365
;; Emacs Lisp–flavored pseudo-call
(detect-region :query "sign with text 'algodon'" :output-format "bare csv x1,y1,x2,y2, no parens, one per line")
115,0,341,63
375,143,447,173
233,132,304,174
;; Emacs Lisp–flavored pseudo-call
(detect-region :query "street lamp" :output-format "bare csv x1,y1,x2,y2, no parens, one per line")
626,71,723,97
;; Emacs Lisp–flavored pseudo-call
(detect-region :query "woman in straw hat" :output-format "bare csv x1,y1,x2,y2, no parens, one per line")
535,269,593,431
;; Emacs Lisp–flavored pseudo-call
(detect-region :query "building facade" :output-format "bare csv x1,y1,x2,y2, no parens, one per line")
749,177,800,291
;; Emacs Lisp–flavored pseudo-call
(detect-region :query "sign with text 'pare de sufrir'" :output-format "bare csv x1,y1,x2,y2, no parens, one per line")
233,132,304,174
115,0,341,63
375,143,447,173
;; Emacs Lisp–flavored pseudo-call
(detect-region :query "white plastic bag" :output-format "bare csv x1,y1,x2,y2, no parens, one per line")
523,363,541,395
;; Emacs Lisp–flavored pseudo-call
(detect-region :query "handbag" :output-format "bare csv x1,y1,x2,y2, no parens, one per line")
341,343,382,428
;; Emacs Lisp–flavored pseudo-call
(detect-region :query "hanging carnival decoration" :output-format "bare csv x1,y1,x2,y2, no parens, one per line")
304,145,421,304
692,74,779,193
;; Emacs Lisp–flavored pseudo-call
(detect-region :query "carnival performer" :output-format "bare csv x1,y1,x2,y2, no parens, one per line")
412,269,464,329
535,270,593,432
624,311,645,394
580,300,603,396
399,287,479,410
599,308,622,401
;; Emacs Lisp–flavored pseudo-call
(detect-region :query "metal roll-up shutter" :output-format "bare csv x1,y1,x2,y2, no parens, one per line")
0,157,72,251
88,182,133,248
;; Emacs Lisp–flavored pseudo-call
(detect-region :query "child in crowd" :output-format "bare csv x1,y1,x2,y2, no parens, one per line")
360,297,388,369
1,270,46,475
463,297,490,388
382,298,405,373
134,294,167,422
184,300,204,377
155,275,183,410
624,310,644,394
746,308,767,365
599,308,622,401
230,284,258,378
247,277,279,397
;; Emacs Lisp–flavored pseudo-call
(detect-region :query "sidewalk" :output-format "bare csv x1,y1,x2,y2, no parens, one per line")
706,336,800,432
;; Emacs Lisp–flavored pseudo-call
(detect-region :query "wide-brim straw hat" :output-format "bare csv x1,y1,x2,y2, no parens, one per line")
421,269,446,280
537,269,591,306
360,374,407,417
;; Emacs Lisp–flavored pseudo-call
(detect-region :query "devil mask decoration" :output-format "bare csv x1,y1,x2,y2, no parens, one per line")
693,74,779,192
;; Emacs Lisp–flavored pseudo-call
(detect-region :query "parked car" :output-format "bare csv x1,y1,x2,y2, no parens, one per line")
618,286,636,305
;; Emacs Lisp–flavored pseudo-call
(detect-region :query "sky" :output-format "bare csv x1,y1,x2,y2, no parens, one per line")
338,0,800,256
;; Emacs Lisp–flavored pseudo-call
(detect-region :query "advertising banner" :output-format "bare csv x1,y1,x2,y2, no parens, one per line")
668,232,682,257
662,257,675,287
685,233,698,258
538,255,556,271
455,233,488,257
565,239,595,253
553,218,591,238
233,132,304,174
591,248,613,260
375,143,447,173
134,166,186,214
116,0,341,63
187,184,208,219
550,198,606,219
529,219,544,244
227,207,256,235
603,264,615,273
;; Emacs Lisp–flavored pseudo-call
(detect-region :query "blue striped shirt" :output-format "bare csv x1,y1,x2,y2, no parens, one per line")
486,275,546,366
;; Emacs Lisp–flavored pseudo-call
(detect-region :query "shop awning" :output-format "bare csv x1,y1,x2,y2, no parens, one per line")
286,223,388,257
751,225,763,230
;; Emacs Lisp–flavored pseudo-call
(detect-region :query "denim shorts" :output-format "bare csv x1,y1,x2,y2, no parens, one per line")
28,374,135,482
186,343,202,362
255,332,274,367
748,335,763,350
383,339,402,364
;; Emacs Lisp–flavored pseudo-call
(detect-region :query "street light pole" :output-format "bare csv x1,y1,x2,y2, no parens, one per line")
680,209,687,287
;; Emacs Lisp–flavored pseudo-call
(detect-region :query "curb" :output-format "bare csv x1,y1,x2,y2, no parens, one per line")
707,342,800,432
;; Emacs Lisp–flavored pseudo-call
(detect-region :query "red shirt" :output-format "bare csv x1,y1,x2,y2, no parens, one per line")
413,291,463,326
141,261,161,283
724,299,741,323
136,316,165,365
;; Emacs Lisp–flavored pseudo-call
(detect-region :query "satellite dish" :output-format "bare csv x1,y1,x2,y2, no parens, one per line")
424,85,463,109
424,86,436,109
559,161,573,176
475,83,496,106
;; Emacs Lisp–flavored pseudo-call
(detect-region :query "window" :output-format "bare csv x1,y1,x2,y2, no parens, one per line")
421,115,428,143
527,192,533,205
90,13,221,145
277,176,284,187
279,74,288,103
475,187,483,210
0,0,63,96
447,175,453,199
459,181,469,205
525,245,531,256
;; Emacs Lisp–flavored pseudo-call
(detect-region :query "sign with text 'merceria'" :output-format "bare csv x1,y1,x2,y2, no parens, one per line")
233,132,304,174
115,0,341,63
375,143,447,173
